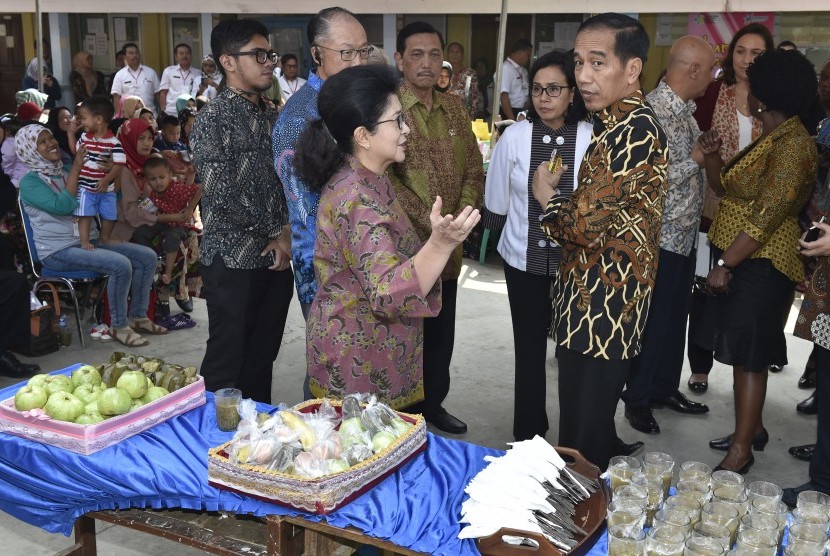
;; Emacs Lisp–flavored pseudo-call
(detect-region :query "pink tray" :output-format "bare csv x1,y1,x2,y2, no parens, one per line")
0,364,205,455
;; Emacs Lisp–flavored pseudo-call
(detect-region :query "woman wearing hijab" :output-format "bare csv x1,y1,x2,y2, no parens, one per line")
16,124,163,347
116,95,145,119
196,55,222,101
175,94,197,114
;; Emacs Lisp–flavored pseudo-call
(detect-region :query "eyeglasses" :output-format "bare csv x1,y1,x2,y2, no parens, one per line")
376,113,406,130
315,44,375,62
231,49,279,64
531,84,571,98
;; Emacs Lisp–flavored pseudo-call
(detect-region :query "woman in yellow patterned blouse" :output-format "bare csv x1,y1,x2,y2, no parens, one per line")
701,49,822,474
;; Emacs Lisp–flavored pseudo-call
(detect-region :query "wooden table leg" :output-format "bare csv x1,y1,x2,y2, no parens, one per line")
55,515,96,556
266,515,303,556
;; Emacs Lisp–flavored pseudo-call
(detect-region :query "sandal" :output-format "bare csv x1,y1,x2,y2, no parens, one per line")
110,326,149,347
130,317,168,335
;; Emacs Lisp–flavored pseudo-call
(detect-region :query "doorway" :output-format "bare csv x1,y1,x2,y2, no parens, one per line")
0,14,25,115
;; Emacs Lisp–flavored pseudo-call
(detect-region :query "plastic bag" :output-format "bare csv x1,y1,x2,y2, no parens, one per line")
293,451,328,478
265,444,299,473
248,433,282,465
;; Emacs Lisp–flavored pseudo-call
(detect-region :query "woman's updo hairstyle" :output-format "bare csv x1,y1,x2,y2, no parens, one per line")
295,64,401,192
747,48,824,132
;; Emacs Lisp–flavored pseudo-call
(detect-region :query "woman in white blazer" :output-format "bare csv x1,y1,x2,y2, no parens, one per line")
485,50,592,441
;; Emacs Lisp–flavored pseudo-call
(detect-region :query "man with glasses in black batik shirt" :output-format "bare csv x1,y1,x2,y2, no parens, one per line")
191,19,293,404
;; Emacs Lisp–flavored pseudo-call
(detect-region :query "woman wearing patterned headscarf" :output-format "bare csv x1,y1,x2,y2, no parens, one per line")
16,124,163,346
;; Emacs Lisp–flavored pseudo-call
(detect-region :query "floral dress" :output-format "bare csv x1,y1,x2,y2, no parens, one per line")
307,157,442,409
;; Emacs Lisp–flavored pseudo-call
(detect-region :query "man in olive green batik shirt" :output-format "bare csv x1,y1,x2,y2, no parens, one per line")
389,21,484,435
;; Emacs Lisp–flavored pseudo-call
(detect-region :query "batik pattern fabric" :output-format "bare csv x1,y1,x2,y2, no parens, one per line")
541,91,668,360
272,72,324,304
190,88,287,270
708,116,817,283
646,81,705,256
307,157,441,410
389,84,484,281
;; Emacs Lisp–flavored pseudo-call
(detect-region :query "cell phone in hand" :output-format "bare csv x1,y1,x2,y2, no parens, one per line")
805,216,827,243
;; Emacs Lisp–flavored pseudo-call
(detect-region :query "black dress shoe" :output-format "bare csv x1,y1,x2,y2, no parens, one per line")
0,350,41,378
782,482,823,508
713,453,754,475
425,409,467,434
799,370,817,389
651,391,709,414
789,444,816,462
175,297,194,313
768,364,784,373
797,393,818,415
613,437,644,457
687,377,708,394
625,405,660,434
709,428,769,451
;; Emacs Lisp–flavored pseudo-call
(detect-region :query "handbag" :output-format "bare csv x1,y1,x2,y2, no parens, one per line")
17,283,61,357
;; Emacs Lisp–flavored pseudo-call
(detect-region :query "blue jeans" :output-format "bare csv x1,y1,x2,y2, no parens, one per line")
42,241,157,328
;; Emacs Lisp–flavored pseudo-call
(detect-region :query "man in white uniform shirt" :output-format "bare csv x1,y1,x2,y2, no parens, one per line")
277,53,306,104
111,43,161,115
499,38,532,120
159,43,201,116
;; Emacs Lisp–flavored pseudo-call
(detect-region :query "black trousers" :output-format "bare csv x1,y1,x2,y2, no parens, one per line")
687,286,715,374
418,279,458,415
557,346,630,470
200,258,293,403
624,249,696,406
811,346,830,492
131,222,187,254
504,262,554,440
0,269,31,350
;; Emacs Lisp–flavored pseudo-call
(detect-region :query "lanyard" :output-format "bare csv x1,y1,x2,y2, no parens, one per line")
128,67,143,83
43,174,66,194
179,67,192,83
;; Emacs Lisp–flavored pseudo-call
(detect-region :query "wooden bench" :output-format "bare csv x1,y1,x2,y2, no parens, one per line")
58,508,425,556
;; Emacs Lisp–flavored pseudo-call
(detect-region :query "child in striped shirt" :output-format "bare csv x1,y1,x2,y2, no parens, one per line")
74,96,126,249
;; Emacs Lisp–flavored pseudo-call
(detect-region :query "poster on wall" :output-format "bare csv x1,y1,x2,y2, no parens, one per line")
688,13,775,61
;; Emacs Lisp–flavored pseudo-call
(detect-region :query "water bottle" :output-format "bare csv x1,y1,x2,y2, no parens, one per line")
57,315,72,347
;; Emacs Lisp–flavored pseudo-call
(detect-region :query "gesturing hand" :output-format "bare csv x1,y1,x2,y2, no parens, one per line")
531,161,567,208
429,196,481,250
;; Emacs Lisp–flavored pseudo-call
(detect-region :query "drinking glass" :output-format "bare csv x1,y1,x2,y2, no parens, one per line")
692,522,732,551
608,523,646,556
714,486,750,518
607,499,646,529
739,513,779,535
609,455,642,492
711,470,745,498
666,493,703,526
677,479,713,506
734,528,777,555
701,501,740,546
632,471,666,527
788,522,829,544
792,505,830,526
655,507,693,534
745,481,782,504
645,451,675,497
749,498,788,547
614,484,648,509
214,388,242,431
797,490,830,514
684,536,727,555
646,526,686,556
679,461,712,486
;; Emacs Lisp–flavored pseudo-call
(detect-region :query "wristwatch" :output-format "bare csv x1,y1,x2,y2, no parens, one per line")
716,258,734,271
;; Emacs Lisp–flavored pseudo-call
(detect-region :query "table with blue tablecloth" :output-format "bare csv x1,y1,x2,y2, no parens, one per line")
0,366,611,555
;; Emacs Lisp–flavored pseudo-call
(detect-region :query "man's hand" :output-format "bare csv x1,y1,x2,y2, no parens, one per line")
691,143,705,167
531,161,567,208
698,130,721,156
261,237,290,271
800,221,830,257
706,265,731,294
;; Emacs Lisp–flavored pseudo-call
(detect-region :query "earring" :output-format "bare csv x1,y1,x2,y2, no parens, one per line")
757,107,763,113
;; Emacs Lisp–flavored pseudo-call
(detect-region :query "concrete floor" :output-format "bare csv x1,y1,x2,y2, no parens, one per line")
0,254,820,554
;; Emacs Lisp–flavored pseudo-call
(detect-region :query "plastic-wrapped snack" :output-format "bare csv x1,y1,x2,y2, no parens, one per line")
327,458,350,474
249,433,283,465
293,451,328,478
341,442,374,466
341,394,363,421
277,410,317,451
229,438,253,464
265,444,300,473
310,433,342,460
304,400,338,446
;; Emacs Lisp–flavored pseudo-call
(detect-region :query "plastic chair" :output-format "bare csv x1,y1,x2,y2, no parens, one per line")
18,200,109,348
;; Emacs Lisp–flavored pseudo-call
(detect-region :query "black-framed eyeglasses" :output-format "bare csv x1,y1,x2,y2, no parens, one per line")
531,84,571,98
315,44,375,62
376,113,406,130
231,49,279,65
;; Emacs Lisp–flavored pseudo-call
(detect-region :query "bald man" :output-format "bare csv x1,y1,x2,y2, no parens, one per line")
622,36,719,435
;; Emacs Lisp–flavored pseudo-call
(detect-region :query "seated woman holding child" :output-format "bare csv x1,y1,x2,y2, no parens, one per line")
111,118,202,323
